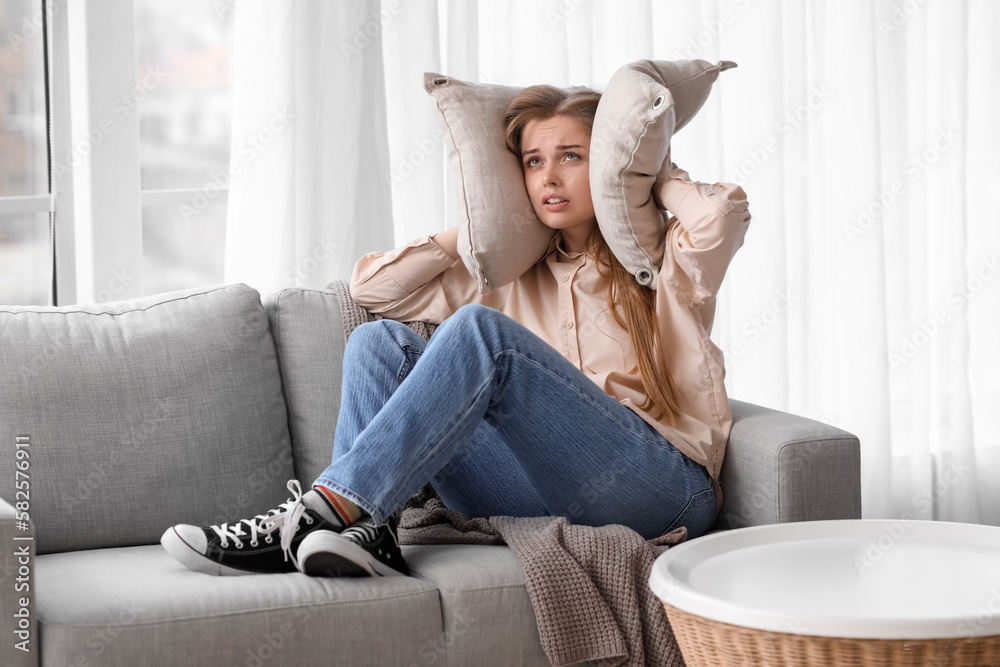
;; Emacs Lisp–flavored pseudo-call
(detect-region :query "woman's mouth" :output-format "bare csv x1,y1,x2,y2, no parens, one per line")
543,197,569,212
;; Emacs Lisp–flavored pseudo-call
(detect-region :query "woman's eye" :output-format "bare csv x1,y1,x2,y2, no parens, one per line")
525,153,580,167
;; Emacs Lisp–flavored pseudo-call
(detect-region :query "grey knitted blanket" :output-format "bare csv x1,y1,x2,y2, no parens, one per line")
329,280,686,667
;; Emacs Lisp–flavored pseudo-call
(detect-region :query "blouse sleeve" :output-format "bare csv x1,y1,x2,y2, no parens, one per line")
349,234,506,324
658,165,752,308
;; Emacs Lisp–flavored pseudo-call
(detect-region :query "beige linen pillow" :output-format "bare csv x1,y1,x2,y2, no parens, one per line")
423,59,736,294
590,59,737,288
423,72,553,295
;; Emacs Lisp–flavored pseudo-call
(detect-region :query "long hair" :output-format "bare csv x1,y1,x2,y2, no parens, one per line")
503,85,684,428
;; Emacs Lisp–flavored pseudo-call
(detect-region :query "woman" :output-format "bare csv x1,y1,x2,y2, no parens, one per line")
161,84,751,577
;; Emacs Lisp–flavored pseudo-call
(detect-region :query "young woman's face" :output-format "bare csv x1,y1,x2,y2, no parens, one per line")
520,115,597,237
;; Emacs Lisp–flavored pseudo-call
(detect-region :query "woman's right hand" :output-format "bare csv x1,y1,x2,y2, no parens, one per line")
431,226,460,260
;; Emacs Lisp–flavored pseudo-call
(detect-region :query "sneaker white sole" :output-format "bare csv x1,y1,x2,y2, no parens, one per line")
297,531,405,577
160,527,259,577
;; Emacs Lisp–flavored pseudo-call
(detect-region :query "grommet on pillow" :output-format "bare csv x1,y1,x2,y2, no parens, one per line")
590,69,676,290
423,59,737,294
590,59,737,289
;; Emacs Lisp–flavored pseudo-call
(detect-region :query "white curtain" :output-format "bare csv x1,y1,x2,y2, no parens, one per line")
224,0,394,292
225,0,1000,526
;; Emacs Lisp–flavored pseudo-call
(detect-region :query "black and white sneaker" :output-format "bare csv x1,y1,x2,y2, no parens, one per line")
161,480,344,576
297,512,409,577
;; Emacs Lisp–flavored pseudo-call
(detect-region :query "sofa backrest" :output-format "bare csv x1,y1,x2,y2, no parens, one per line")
262,288,347,486
0,284,296,554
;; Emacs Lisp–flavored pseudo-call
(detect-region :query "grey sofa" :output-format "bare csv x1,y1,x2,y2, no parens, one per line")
0,283,861,667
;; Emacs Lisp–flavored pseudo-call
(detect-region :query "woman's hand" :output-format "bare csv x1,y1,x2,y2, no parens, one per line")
654,148,692,214
431,226,460,260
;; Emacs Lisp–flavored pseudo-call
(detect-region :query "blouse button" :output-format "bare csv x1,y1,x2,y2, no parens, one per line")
563,274,570,282
567,321,574,329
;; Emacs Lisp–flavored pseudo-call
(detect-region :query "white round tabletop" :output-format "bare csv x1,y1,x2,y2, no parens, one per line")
648,519,1000,639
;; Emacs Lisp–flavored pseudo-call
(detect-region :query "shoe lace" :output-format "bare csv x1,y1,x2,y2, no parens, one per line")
209,479,312,568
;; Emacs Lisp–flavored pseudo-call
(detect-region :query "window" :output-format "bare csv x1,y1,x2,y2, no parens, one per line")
0,0,50,305
0,0,234,306
135,0,233,295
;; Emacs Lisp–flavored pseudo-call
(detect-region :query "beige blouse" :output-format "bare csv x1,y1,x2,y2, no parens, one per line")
349,166,751,505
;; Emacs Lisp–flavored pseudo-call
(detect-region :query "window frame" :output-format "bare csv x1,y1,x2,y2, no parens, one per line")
50,0,143,305
0,196,51,216
40,0,230,305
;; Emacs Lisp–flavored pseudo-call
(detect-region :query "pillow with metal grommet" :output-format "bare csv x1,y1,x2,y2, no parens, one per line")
635,268,654,286
423,59,736,294
423,72,563,295
590,59,737,289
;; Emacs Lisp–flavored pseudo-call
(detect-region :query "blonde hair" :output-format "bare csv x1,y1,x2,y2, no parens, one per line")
503,85,684,428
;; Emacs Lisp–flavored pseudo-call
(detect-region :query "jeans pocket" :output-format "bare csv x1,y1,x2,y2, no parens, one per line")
661,487,717,539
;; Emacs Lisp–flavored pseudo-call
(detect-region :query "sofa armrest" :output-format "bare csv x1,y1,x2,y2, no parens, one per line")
711,399,862,531
0,496,37,666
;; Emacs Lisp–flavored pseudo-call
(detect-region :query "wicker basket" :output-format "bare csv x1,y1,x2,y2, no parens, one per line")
663,602,1000,667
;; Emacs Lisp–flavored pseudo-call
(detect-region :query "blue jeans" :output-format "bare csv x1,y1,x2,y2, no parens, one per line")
314,304,717,540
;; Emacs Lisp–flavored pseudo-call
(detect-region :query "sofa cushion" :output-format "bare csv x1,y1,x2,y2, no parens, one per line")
405,544,552,666
36,545,443,667
0,284,296,553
